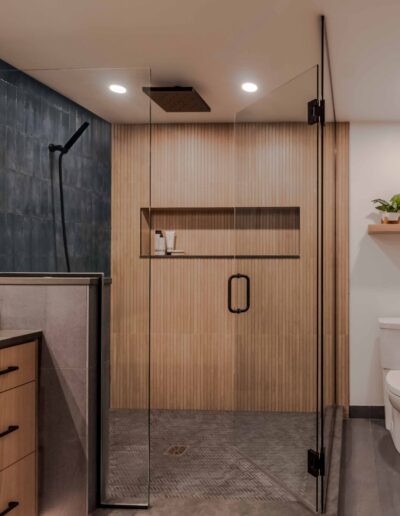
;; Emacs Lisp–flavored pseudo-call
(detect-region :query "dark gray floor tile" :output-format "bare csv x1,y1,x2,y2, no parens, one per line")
370,419,400,516
324,415,399,516
325,408,343,516
339,419,381,516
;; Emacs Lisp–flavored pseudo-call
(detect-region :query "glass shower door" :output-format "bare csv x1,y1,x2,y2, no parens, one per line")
232,66,321,511
148,120,237,508
97,67,152,508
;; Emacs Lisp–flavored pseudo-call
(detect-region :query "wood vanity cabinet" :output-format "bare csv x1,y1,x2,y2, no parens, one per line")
0,340,38,516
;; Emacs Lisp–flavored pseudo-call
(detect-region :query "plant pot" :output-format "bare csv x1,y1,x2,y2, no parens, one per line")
381,212,400,224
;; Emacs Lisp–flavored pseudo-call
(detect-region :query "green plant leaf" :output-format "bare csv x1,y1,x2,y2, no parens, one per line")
372,198,390,212
372,198,390,205
390,194,400,207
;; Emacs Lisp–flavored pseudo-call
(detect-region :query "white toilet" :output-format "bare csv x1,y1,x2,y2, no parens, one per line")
379,317,400,453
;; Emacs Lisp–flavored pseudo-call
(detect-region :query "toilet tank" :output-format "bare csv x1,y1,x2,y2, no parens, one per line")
379,318,400,369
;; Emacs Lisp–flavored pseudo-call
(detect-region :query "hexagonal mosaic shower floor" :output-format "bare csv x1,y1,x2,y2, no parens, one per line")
104,410,315,506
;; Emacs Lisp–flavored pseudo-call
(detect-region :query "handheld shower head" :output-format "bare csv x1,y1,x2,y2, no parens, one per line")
48,121,90,273
48,121,90,154
63,122,89,152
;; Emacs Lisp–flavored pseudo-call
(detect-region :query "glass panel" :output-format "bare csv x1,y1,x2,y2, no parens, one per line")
321,18,338,511
233,66,319,511
148,102,237,509
0,63,152,507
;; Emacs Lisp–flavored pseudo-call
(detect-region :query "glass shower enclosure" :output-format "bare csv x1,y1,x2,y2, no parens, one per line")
101,17,338,514
18,15,335,513
0,16,337,515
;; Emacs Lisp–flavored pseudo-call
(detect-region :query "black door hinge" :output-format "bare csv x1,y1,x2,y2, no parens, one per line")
308,99,325,125
308,448,325,477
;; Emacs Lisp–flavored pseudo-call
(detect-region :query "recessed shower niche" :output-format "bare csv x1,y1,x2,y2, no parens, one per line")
140,206,300,258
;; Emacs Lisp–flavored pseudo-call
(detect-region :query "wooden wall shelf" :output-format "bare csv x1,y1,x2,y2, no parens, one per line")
140,206,300,258
368,224,400,234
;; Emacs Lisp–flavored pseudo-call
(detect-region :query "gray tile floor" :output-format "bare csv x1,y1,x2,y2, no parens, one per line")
103,409,315,507
339,418,400,516
95,409,320,515
99,411,400,516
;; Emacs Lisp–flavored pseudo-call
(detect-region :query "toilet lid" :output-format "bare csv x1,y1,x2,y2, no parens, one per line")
386,370,400,397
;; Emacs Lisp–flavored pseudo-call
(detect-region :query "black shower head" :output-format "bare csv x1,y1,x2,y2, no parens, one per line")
49,122,90,154
142,86,210,112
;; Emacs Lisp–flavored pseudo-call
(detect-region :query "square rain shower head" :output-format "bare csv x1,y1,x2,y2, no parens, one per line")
142,86,211,112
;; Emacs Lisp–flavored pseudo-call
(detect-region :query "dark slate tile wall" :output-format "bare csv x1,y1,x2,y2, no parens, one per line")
0,60,111,275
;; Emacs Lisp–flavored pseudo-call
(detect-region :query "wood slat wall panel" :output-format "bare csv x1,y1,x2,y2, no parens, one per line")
323,123,337,409
319,123,350,413
335,123,350,413
111,125,151,409
111,122,349,412
234,123,317,411
151,124,235,207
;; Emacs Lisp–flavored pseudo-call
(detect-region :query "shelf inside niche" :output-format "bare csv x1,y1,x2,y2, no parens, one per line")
140,207,300,258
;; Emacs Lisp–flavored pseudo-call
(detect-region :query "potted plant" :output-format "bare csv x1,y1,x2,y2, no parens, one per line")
372,194,400,223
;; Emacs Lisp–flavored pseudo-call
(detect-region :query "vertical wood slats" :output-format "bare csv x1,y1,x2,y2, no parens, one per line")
334,124,350,412
111,122,349,412
233,123,318,411
111,125,150,409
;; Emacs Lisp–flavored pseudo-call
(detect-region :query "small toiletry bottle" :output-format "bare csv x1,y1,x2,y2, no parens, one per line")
165,230,175,254
154,230,166,255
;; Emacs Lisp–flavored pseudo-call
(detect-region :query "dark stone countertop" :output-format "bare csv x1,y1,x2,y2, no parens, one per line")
0,330,42,350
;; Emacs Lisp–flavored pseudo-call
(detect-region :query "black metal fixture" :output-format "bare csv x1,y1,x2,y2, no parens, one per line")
49,122,90,272
308,448,325,478
0,365,19,376
308,98,325,125
228,273,250,313
0,501,19,516
142,86,211,112
0,425,19,439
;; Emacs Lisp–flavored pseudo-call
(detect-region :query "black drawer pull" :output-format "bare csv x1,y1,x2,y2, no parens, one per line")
0,501,19,515
0,366,19,377
0,425,19,439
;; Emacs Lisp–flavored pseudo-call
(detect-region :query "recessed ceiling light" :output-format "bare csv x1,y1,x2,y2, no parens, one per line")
241,82,258,93
109,84,127,94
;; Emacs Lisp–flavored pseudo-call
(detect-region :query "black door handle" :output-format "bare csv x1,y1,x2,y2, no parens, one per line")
228,274,238,313
243,274,250,313
228,274,250,314
0,426,19,439
0,502,19,516
0,366,19,377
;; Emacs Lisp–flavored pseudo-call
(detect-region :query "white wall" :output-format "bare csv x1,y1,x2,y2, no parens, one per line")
350,123,400,406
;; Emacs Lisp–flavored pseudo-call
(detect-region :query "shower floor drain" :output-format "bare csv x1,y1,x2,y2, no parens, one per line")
165,445,188,456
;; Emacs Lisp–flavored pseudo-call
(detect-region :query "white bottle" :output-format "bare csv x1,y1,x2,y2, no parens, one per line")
165,230,176,254
154,230,166,255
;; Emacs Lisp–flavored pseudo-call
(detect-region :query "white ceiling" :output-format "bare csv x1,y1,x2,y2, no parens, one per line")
0,0,399,122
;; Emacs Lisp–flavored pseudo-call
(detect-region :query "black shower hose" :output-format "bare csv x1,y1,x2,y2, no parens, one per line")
58,152,71,272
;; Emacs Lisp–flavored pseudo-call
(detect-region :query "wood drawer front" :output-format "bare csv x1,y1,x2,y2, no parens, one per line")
0,453,36,516
0,342,36,393
0,383,36,471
